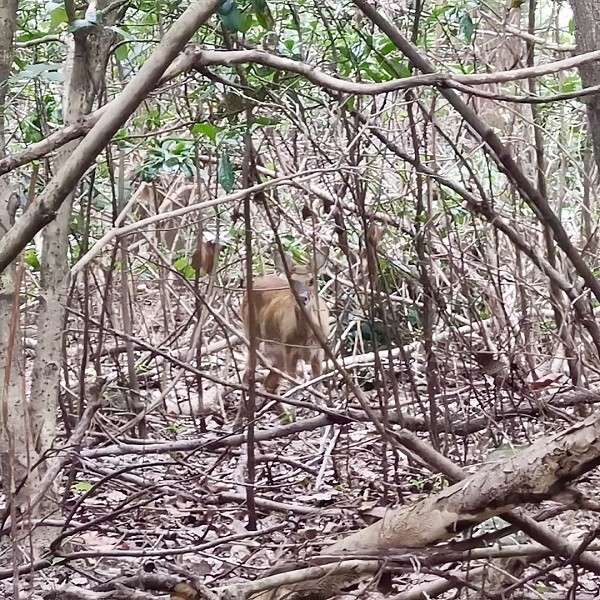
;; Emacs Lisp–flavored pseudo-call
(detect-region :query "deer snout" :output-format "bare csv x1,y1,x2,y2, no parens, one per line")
297,289,310,304
291,280,311,305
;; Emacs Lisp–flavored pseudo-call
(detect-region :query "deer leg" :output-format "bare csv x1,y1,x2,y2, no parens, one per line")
263,343,284,395
285,348,300,380
309,348,333,408
310,348,324,379
243,330,264,384
273,349,300,419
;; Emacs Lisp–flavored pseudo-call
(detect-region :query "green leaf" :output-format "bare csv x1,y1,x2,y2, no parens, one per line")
192,122,221,143
363,64,383,83
458,12,475,44
218,153,235,192
238,11,253,34
426,4,453,26
255,10,273,30
252,0,275,29
561,75,580,94
253,116,280,126
166,423,184,435
283,38,295,53
114,43,130,61
379,40,397,56
173,255,194,279
281,409,295,424
49,6,68,30
24,249,40,269
219,3,242,32
536,585,549,594
13,55,25,70
73,481,93,493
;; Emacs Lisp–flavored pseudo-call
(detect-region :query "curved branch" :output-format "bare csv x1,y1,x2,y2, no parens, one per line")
1,44,594,178
351,0,600,310
0,0,223,273
189,47,599,92
15,34,64,48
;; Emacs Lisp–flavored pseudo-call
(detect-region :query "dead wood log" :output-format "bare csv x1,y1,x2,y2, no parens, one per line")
328,411,600,552
246,409,600,600
172,410,600,600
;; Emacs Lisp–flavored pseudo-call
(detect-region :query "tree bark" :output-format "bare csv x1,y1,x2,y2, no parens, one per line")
570,0,600,172
238,408,600,600
28,1,118,478
0,0,42,568
0,0,223,559
21,8,120,555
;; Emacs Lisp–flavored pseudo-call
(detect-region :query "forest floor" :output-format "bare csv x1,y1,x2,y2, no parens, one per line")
2,333,600,599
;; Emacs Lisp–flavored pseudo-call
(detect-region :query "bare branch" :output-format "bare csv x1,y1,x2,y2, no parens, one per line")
0,0,223,273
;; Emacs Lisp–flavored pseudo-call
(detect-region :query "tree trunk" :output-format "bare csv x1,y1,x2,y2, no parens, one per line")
26,7,118,546
0,0,43,567
237,408,600,600
570,0,600,172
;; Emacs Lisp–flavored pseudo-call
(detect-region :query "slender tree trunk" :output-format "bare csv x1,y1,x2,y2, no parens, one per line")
27,7,117,540
0,2,118,557
0,4,21,470
0,0,43,570
570,0,600,172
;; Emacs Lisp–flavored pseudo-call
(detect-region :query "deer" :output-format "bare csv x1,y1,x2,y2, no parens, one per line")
242,253,329,396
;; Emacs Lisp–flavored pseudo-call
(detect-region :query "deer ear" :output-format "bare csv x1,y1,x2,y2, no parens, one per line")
273,250,295,274
311,247,329,273
367,224,384,247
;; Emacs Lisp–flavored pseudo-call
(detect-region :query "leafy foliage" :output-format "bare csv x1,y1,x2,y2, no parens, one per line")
3,0,597,597
137,139,197,181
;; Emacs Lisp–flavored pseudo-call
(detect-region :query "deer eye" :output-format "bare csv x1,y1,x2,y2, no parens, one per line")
308,278,314,286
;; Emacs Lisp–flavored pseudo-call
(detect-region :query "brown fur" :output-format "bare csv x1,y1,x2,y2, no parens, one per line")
242,263,329,394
